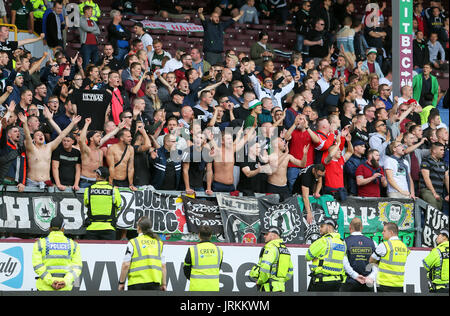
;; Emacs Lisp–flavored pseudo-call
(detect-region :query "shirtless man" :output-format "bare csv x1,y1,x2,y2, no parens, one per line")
79,118,124,188
18,112,81,187
267,137,308,202
211,127,254,192
106,128,138,191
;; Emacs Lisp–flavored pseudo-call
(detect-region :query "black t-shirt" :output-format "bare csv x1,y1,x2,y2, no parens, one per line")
340,114,353,129
364,26,383,49
0,40,18,69
51,145,81,186
292,165,319,194
351,127,369,146
133,145,151,186
306,29,328,58
182,146,209,189
234,106,251,121
161,151,176,190
238,159,268,195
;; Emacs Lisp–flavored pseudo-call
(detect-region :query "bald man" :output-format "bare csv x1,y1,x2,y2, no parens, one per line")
341,218,377,292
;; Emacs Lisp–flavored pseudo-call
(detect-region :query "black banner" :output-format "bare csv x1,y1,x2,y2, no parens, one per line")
258,195,305,244
181,196,223,235
417,198,449,247
217,193,279,244
0,191,86,235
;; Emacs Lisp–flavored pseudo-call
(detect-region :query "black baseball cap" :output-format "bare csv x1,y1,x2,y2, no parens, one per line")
50,216,64,229
320,217,336,229
134,22,144,28
95,166,110,179
261,226,282,236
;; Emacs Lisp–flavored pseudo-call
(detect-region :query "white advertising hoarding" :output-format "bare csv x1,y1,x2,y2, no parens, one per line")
0,241,431,293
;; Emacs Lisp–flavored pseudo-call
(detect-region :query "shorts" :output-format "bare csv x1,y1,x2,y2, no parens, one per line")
266,182,290,202
212,181,235,192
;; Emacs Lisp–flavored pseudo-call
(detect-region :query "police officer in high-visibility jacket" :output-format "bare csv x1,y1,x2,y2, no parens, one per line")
249,226,293,292
183,225,223,291
423,229,449,293
369,222,410,292
83,167,121,240
32,216,82,291
118,216,167,291
306,217,346,292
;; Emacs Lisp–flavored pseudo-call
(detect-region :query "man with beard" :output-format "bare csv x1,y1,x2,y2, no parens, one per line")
355,148,387,197
18,112,81,188
106,128,137,190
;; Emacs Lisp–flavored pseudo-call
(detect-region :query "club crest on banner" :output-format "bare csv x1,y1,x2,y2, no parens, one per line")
263,203,301,242
378,201,414,230
227,214,260,243
32,197,56,230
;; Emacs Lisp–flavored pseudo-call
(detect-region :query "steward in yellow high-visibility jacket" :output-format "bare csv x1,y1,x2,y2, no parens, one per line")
369,222,410,293
423,229,449,293
118,216,167,291
32,216,82,291
249,226,293,292
184,225,223,291
306,217,346,292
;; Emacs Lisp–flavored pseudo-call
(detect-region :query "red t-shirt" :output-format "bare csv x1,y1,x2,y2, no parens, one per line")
85,20,97,45
324,156,345,189
355,162,385,197
288,129,315,168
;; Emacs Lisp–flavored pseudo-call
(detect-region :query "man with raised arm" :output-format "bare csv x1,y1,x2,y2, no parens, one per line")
106,128,137,191
198,7,244,65
266,137,308,202
18,112,81,188
79,117,125,188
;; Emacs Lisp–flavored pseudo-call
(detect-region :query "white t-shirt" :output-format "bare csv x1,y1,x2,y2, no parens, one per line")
140,33,153,52
384,156,410,193
161,58,182,74
317,78,330,93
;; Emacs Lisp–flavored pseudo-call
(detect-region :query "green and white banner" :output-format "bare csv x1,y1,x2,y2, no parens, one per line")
340,197,415,247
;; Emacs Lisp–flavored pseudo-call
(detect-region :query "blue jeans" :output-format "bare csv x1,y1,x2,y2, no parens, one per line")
212,181,235,192
79,177,96,188
81,44,99,69
295,34,309,54
287,167,300,193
